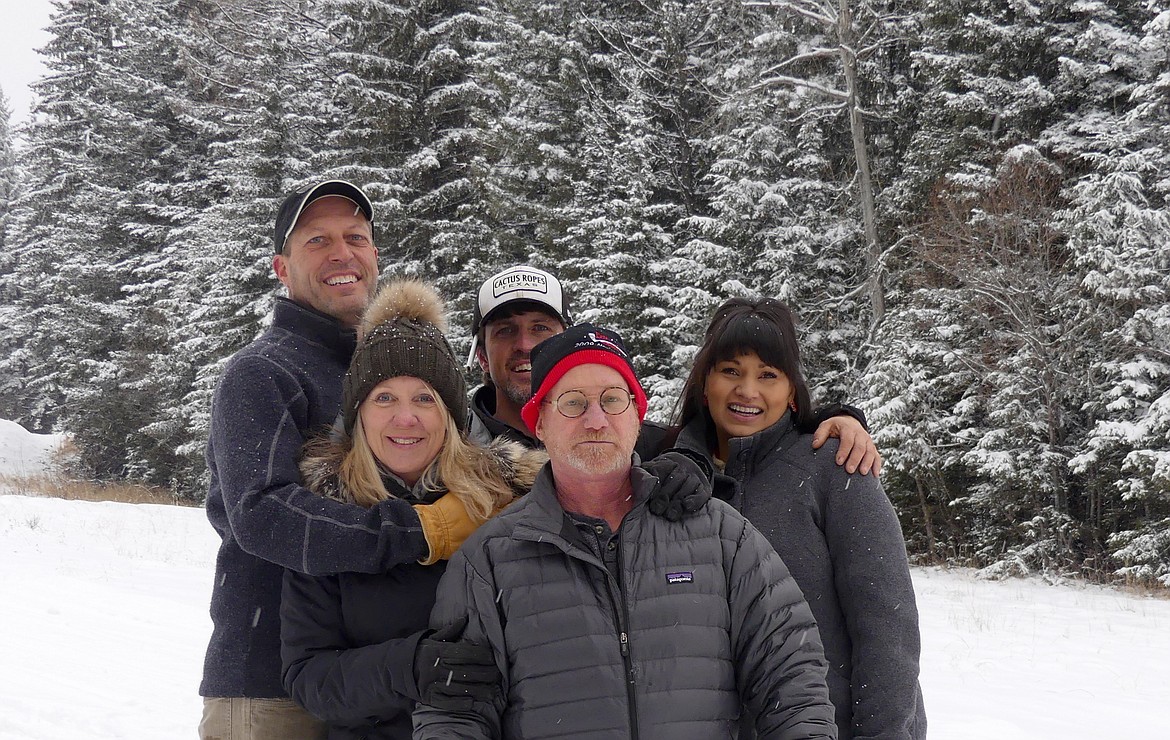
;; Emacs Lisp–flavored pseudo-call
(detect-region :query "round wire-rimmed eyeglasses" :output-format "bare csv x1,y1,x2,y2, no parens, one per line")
544,387,633,418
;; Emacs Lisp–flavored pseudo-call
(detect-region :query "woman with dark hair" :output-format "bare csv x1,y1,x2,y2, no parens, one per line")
671,296,927,739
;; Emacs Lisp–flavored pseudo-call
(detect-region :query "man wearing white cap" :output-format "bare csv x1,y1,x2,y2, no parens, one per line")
199,181,492,739
465,265,575,448
466,265,883,474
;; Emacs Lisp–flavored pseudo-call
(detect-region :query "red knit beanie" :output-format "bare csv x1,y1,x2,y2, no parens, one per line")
520,323,648,433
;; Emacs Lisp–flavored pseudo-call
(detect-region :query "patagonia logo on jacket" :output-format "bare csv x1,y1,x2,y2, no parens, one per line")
666,571,694,584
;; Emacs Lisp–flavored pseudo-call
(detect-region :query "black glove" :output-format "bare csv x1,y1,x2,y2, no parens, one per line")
799,402,868,434
644,449,713,522
414,616,500,711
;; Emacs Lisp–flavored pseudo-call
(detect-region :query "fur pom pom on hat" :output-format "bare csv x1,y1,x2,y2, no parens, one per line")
342,280,467,434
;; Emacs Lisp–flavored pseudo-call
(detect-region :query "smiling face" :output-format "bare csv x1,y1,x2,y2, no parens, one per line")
535,363,639,477
273,196,379,328
703,350,794,459
478,308,566,410
358,376,447,486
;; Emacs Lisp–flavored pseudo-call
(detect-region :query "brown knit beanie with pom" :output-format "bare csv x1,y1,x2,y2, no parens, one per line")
342,280,468,434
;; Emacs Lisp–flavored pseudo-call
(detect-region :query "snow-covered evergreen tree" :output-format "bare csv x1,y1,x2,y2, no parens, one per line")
706,2,869,401
1,0,130,438
868,0,1169,578
0,88,14,242
0,87,23,423
549,0,756,420
866,297,986,559
315,0,502,314
474,0,585,255
170,0,337,495
4,0,236,489
0,0,1163,577
101,0,226,491
1060,4,1170,584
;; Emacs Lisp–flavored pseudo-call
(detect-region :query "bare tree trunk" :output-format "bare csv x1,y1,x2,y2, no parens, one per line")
837,0,883,330
915,474,936,558
1045,374,1069,515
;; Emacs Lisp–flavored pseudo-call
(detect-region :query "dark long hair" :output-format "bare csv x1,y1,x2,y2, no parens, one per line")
672,296,813,435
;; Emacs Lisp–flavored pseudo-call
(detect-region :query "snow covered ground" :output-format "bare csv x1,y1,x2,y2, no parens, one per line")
3,495,1168,739
0,418,65,477
1,418,1168,738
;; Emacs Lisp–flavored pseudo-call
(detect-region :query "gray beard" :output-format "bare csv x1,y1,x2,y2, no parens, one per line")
556,442,630,476
502,382,531,409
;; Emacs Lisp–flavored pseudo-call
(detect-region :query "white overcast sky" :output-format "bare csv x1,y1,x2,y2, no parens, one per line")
0,0,54,130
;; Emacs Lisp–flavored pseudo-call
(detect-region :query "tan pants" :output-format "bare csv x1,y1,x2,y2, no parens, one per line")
199,697,327,740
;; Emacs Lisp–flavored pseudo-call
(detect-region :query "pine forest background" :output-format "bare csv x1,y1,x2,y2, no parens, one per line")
0,0,1168,586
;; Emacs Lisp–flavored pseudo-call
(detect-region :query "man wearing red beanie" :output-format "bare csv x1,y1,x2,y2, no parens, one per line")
414,323,836,739
466,264,883,476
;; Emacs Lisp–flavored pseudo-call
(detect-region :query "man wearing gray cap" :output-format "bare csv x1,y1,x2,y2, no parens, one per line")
199,181,490,739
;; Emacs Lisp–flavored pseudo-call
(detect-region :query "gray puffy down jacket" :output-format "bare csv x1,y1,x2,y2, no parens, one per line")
413,464,837,739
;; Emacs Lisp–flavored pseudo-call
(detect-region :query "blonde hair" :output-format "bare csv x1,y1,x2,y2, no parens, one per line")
338,384,521,519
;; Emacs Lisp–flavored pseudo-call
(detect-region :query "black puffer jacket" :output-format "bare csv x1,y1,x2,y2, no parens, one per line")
281,436,545,740
413,464,837,739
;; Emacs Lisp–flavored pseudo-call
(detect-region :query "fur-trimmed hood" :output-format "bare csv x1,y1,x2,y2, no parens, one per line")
299,429,546,508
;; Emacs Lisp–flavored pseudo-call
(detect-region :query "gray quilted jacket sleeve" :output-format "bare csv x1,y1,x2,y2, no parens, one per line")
728,515,838,739
412,546,505,739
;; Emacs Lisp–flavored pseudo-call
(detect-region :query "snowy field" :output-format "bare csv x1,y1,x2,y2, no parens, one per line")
0,418,65,477
1,420,1169,738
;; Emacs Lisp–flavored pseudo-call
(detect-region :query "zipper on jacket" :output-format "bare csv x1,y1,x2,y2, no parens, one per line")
614,536,640,740
555,522,641,739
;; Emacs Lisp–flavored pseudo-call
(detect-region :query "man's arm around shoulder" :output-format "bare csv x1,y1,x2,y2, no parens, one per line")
210,354,427,575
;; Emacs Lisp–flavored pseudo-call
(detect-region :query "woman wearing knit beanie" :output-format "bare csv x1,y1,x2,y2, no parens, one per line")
279,279,546,740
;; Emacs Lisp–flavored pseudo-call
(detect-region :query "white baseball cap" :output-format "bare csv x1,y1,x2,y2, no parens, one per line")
466,265,572,367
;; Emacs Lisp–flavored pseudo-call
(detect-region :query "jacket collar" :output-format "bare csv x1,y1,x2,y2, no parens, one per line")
376,465,436,503
677,410,800,479
510,463,657,547
469,384,541,448
273,297,358,362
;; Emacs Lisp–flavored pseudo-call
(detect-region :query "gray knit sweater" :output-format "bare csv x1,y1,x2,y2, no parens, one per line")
201,298,430,698
675,413,927,739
